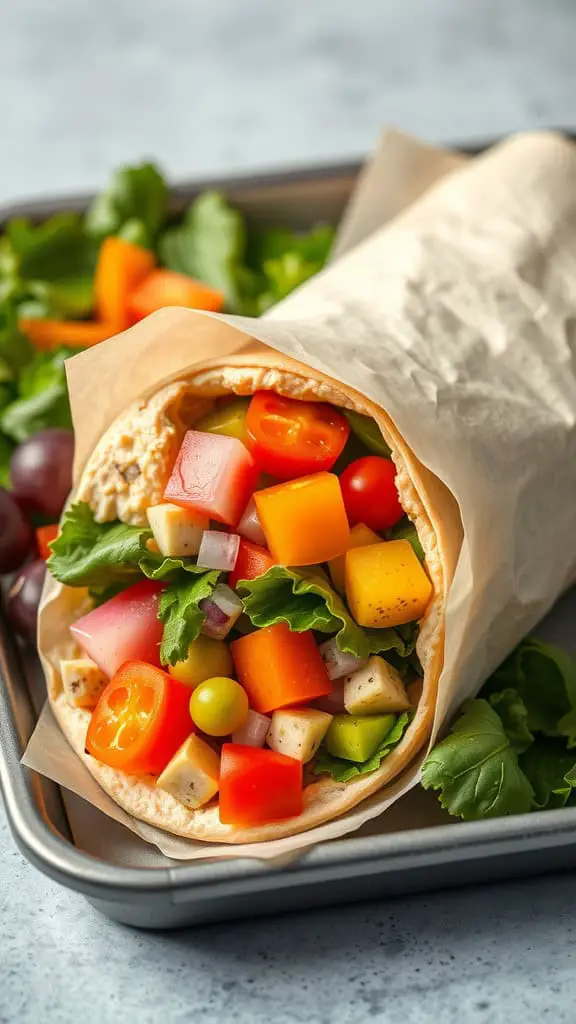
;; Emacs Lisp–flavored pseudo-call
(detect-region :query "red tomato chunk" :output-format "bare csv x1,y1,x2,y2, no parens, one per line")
164,430,259,526
219,744,303,825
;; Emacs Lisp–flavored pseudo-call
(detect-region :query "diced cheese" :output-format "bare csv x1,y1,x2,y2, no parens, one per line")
344,655,411,715
267,708,333,763
156,734,220,810
60,658,108,709
146,503,208,558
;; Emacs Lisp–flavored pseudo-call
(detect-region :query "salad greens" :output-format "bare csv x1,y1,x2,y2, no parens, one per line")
314,712,411,783
422,638,576,820
158,570,221,667
238,564,415,660
0,161,334,460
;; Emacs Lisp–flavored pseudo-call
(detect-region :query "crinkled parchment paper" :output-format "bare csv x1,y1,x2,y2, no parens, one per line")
25,129,576,861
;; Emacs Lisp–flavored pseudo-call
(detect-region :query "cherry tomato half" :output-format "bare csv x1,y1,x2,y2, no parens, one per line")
339,456,404,532
86,661,193,775
245,392,349,480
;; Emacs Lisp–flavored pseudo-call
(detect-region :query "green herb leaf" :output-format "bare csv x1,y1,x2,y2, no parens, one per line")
0,347,74,442
158,571,220,666
484,638,576,741
421,700,534,820
159,191,245,308
313,712,411,782
343,410,391,458
48,501,152,588
489,688,534,755
519,738,576,810
238,565,414,660
85,162,166,244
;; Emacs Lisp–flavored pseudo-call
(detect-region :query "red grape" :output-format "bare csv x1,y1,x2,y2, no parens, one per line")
0,487,33,573
10,429,74,519
7,559,46,639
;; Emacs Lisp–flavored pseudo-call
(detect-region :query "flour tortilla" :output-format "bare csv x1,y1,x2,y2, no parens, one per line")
40,352,462,843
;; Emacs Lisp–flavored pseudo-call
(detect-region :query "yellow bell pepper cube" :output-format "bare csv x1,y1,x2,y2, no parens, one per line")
328,522,380,594
194,398,250,441
254,472,350,566
345,539,432,628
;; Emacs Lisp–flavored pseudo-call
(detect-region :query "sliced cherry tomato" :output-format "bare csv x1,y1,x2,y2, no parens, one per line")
245,392,349,480
340,456,404,532
227,539,275,590
36,524,59,560
86,661,193,775
219,744,303,825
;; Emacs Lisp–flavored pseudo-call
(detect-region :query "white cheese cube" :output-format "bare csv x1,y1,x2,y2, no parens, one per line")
267,708,333,763
157,734,220,810
60,658,108,709
146,503,208,558
344,656,411,715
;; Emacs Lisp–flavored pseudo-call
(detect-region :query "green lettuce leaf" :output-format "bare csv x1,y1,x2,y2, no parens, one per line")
0,347,75,442
85,162,167,245
159,191,245,308
48,501,152,588
421,700,534,820
489,688,534,755
313,712,411,782
139,554,211,581
6,214,98,318
255,252,325,313
343,410,391,458
519,739,576,810
158,571,221,666
483,638,576,742
0,299,33,378
238,565,415,660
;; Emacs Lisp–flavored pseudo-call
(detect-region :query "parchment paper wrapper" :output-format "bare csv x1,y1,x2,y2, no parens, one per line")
26,129,576,862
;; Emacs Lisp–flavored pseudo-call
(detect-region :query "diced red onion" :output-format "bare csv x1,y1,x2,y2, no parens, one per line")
237,497,266,547
318,638,369,681
197,530,240,571
314,681,346,714
200,584,243,639
232,709,270,747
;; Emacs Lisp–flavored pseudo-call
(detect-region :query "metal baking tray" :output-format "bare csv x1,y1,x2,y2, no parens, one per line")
2,148,576,930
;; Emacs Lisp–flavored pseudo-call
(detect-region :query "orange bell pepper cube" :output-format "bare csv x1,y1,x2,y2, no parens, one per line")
254,471,350,566
19,318,119,351
231,623,332,714
95,236,156,330
36,524,59,561
227,539,275,590
219,744,303,826
127,269,225,322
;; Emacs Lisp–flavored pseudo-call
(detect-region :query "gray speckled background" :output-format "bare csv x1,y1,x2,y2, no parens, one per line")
2,1,576,1021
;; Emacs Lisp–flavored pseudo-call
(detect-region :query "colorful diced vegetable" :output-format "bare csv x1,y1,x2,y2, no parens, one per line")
95,236,156,330
36,523,59,561
189,676,249,737
231,710,271,748
19,318,118,351
328,522,380,594
86,661,193,774
194,398,250,441
60,657,108,709
219,744,303,825
267,708,333,763
199,583,243,639
197,530,240,571
324,713,396,763
345,539,432,628
128,268,224,321
237,496,267,547
254,471,350,566
230,623,332,714
157,734,220,810
318,636,368,681
71,579,164,677
340,456,404,532
164,430,259,526
146,503,208,557
343,655,411,715
168,634,233,689
245,392,350,480
227,538,275,590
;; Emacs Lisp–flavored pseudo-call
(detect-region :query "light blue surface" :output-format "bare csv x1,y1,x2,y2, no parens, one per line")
2,1,576,1021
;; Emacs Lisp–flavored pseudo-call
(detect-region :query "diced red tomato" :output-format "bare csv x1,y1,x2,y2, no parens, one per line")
86,661,193,774
163,430,259,526
227,539,275,590
70,580,164,678
219,744,303,825
127,269,224,322
231,624,332,714
245,392,350,480
339,456,404,532
36,524,59,560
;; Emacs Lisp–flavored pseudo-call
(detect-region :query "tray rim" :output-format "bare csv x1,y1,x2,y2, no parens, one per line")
3,134,576,907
